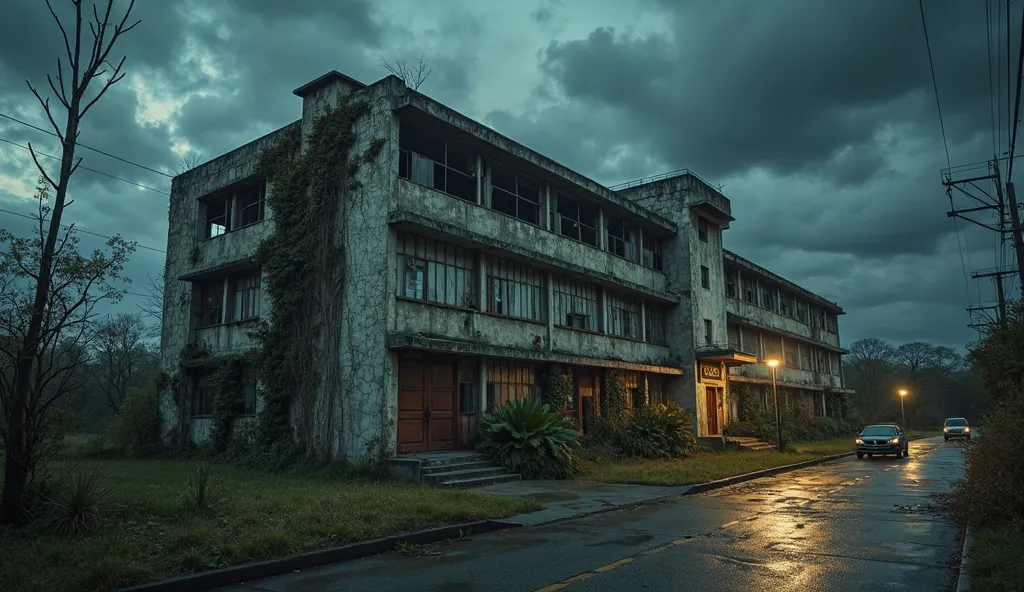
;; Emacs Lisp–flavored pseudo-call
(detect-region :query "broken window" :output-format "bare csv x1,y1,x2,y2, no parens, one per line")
828,352,840,375
799,344,812,371
489,161,540,224
703,319,713,345
728,323,741,351
553,276,599,331
816,349,829,374
641,234,663,271
198,279,225,327
607,292,641,340
783,339,798,368
395,233,475,308
795,299,808,323
236,183,266,228
556,194,599,246
487,256,546,322
607,217,638,261
192,371,215,417
725,267,738,298
645,304,667,345
700,265,710,289
696,216,709,242
398,122,477,203
780,291,795,318
230,271,261,322
203,195,230,238
760,284,775,311
486,360,538,411
742,276,757,304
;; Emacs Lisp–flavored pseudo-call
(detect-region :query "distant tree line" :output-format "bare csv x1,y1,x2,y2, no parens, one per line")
842,338,987,428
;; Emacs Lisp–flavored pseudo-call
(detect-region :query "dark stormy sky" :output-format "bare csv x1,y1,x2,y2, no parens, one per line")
0,0,1018,352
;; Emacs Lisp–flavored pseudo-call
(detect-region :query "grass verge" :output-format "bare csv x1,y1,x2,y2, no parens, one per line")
968,522,1024,592
0,458,539,592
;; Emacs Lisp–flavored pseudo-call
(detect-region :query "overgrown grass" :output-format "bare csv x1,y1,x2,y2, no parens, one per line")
0,458,539,592
791,431,943,456
581,449,830,486
969,522,1024,592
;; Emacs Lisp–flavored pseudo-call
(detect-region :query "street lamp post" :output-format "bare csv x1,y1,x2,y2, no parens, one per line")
898,389,908,429
767,359,782,452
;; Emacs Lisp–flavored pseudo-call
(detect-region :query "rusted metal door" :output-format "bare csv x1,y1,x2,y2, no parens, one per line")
397,358,457,453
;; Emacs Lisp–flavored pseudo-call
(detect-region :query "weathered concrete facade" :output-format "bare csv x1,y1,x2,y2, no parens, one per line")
159,69,851,461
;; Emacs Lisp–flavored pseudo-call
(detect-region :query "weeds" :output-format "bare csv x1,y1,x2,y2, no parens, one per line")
183,464,227,513
44,470,112,536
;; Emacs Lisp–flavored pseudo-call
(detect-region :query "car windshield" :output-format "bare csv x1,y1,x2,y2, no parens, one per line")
945,418,968,426
861,426,897,437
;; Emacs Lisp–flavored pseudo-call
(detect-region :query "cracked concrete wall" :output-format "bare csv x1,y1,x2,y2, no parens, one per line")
160,123,297,445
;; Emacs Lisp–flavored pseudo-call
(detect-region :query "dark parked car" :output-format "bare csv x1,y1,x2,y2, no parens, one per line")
856,424,909,459
943,417,971,441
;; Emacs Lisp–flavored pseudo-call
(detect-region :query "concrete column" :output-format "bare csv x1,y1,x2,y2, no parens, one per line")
637,226,644,264
477,253,487,312
546,271,554,347
219,277,229,324
599,286,608,333
640,299,648,342
598,207,607,251
475,153,483,205
821,391,827,417
478,356,488,414
543,182,553,230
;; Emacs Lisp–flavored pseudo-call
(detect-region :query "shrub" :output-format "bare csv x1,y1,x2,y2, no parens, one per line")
479,397,581,479
620,403,697,459
956,387,1024,527
183,463,227,513
107,387,161,455
44,470,112,536
542,366,574,415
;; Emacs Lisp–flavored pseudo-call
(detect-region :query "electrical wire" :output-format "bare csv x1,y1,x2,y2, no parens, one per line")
0,207,166,254
0,136,170,196
0,112,173,178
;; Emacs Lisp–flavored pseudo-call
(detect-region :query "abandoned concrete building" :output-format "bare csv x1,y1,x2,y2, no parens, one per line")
159,69,852,463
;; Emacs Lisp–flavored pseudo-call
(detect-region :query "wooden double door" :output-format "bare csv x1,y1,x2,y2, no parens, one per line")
397,358,458,453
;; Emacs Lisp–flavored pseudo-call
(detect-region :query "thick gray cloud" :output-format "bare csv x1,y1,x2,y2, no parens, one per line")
0,0,1012,352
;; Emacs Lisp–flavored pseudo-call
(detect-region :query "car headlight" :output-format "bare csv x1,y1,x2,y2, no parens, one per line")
855,438,864,444
889,438,900,444
943,427,949,432
964,426,970,432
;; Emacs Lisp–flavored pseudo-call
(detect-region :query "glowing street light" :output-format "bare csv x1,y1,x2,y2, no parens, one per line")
898,389,908,429
765,358,782,452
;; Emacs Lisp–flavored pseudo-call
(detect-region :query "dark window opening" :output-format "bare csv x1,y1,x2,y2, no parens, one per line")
487,257,546,322
230,272,261,322
395,233,475,308
726,268,737,298
204,196,230,238
192,372,215,417
489,161,540,224
700,265,710,289
556,194,599,246
645,305,667,345
641,235,663,271
199,280,225,327
459,383,477,414
553,278,599,331
704,319,713,345
697,217,709,242
607,218,638,261
398,122,477,203
237,183,266,228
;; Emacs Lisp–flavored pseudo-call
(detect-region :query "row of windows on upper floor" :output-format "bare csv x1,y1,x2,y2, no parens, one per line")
727,322,843,376
395,232,670,344
188,232,672,345
398,121,678,272
724,264,840,333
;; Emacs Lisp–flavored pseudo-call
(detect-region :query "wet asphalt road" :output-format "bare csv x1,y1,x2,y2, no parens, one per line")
225,436,965,592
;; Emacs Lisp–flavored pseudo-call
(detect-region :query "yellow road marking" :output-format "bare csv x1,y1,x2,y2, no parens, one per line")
643,544,672,555
595,558,633,572
720,520,740,528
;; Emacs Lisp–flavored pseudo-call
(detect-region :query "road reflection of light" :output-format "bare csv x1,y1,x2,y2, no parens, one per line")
737,509,824,590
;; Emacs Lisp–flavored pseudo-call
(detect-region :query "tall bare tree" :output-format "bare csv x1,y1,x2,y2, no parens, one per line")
1,0,140,525
179,150,202,173
381,56,432,91
92,313,150,414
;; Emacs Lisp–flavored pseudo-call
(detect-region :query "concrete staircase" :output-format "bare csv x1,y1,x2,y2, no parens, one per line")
389,452,521,488
724,436,776,451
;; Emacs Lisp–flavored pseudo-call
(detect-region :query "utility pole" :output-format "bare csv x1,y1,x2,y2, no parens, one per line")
1006,181,1024,279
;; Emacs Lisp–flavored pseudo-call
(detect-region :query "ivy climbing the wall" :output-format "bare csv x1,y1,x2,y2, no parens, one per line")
209,355,247,453
602,370,628,423
542,365,574,415
250,99,378,448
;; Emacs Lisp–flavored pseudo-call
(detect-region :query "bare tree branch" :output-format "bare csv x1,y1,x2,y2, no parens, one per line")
381,55,432,91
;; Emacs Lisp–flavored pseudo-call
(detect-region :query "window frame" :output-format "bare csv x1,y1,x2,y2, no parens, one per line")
645,304,668,345
556,193,599,247
486,256,546,322
697,216,709,242
703,318,713,345
641,234,664,271
395,233,476,309
606,217,639,262
489,160,541,225
700,265,710,289
398,122,478,204
607,292,641,340
552,277,600,331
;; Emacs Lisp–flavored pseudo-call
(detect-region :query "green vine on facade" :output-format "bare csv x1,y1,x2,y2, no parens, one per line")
542,365,574,415
602,371,628,423
210,355,247,453
168,342,210,445
249,99,373,447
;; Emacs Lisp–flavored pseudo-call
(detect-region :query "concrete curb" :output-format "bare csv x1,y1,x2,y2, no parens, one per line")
117,520,515,592
956,524,974,592
683,451,855,495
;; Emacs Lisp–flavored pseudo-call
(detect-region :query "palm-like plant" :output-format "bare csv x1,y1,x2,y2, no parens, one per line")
479,397,581,479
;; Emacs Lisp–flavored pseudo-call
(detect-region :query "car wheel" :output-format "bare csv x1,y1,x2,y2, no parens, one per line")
867,454,873,458
896,448,903,458
856,452,864,459
944,436,949,441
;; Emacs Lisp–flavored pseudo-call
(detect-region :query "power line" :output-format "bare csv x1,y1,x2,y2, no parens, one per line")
1008,1,1024,181
919,0,952,169
0,111,173,179
0,136,170,196
0,207,166,254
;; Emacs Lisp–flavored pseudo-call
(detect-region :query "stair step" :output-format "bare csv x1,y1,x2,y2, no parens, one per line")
420,454,489,468
441,473,522,488
424,466,509,484
746,443,776,451
726,436,759,442
421,460,495,475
